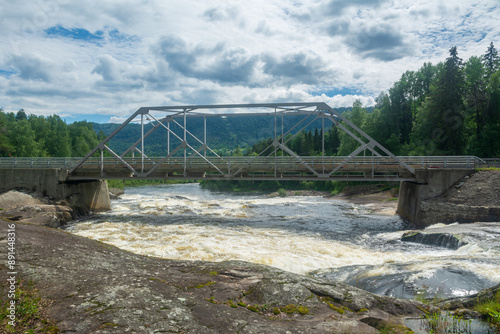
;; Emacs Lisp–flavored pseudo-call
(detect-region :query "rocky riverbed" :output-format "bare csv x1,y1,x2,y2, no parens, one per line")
1,217,438,333
1,174,499,333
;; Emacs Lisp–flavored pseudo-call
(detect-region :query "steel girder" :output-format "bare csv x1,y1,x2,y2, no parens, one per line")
69,102,415,180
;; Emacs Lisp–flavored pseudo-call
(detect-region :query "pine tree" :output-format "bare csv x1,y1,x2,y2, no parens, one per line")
483,42,499,77
412,47,466,155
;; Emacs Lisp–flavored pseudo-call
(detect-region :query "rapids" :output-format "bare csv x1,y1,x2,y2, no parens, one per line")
65,183,500,300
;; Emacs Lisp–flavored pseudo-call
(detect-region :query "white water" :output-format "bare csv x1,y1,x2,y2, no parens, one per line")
66,183,500,299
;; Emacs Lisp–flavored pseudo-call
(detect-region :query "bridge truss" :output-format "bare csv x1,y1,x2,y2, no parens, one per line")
69,102,418,181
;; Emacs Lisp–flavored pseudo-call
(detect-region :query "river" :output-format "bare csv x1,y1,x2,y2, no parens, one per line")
65,183,500,301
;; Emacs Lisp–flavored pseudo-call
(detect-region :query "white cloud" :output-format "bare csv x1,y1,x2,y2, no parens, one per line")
0,0,498,121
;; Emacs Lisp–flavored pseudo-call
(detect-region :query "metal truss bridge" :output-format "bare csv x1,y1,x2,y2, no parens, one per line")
1,103,491,182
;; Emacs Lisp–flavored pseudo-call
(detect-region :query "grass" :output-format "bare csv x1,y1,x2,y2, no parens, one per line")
475,288,500,330
475,167,500,171
0,278,58,333
420,312,473,334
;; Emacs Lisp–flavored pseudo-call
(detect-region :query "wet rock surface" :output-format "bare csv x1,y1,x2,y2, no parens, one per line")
438,283,500,311
312,265,496,301
0,219,434,333
401,231,467,250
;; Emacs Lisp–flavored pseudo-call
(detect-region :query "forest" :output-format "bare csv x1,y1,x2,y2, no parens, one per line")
0,110,105,158
0,43,499,160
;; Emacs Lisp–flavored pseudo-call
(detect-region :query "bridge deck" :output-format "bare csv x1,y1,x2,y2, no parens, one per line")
0,156,485,182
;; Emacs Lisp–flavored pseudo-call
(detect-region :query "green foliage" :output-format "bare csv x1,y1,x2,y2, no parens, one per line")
0,279,59,333
0,110,101,158
475,288,500,329
0,111,14,156
277,188,287,197
420,312,472,334
8,119,43,157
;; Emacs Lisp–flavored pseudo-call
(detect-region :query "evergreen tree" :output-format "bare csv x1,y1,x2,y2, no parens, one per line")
313,128,322,153
483,42,499,77
326,127,340,155
15,109,27,121
411,47,466,155
464,56,487,137
337,100,367,156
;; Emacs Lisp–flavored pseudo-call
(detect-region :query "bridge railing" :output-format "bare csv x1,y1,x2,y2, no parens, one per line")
480,158,500,168
0,156,486,170
0,157,82,169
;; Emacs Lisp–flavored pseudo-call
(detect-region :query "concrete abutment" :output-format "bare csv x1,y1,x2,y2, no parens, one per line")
397,169,474,228
0,168,110,215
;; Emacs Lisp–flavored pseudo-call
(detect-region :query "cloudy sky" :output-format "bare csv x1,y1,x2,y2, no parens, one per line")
0,0,498,123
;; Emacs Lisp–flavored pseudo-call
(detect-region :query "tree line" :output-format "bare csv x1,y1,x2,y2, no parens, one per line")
0,110,105,157
247,43,500,158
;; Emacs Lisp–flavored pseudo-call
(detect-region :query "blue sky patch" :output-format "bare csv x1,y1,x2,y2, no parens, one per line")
45,25,138,45
63,113,112,124
309,87,363,97
0,69,16,78
108,28,139,43
45,25,104,42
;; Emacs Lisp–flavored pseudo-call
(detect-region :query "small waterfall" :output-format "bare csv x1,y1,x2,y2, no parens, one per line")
401,232,467,250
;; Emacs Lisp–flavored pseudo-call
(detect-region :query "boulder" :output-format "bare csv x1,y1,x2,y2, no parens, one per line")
401,231,467,250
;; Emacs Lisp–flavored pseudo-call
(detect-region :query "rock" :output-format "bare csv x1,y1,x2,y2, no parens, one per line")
438,283,500,311
419,201,500,225
401,231,467,250
109,188,125,199
0,204,73,228
0,220,434,333
0,190,43,209
452,308,481,319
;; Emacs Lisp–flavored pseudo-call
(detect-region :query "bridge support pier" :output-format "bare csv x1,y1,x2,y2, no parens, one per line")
397,169,474,228
0,168,110,215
